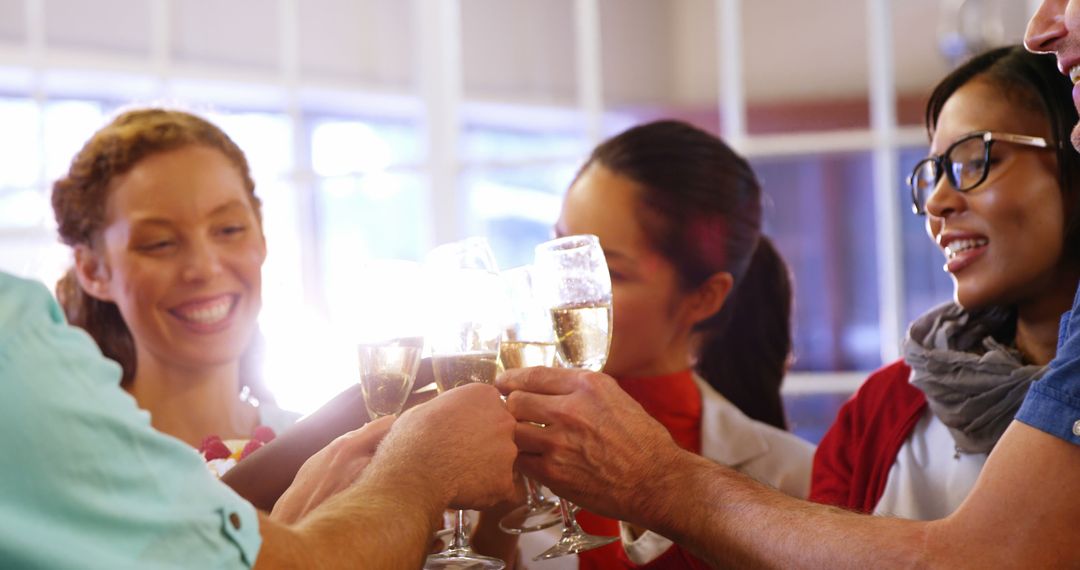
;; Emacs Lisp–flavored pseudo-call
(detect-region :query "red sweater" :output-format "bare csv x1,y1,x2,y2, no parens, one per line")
809,360,927,512
575,370,712,570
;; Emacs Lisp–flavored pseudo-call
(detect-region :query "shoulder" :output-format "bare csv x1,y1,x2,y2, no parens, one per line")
0,273,64,336
858,360,919,401
0,277,262,567
695,377,814,497
823,360,926,448
835,360,925,423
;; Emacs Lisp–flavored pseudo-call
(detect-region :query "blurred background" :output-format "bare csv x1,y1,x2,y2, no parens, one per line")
0,0,1039,441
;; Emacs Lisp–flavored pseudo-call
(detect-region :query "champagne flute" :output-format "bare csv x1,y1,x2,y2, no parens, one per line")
357,336,424,419
496,266,563,535
353,260,426,420
424,237,507,570
530,234,618,560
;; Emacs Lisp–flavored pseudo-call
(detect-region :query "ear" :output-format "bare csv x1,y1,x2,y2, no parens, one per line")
73,245,115,303
683,271,734,327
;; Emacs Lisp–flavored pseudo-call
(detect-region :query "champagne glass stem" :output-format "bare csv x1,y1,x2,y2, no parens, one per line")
557,498,578,533
450,509,469,550
523,477,543,509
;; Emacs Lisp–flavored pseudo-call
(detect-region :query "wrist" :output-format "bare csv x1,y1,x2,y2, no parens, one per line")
625,448,715,537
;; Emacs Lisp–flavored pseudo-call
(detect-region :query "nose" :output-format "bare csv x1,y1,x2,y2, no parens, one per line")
923,176,965,219
181,237,224,283
1025,0,1067,54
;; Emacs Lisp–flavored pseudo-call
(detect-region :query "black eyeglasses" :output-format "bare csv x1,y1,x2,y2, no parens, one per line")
907,131,1050,215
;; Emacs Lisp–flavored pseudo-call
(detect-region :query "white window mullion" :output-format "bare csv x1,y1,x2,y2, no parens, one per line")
868,0,904,363
716,0,746,151
149,0,171,96
574,0,603,147
415,0,464,245
26,0,46,195
278,0,322,311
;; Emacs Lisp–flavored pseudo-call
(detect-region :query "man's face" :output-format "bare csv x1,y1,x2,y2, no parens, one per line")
1026,0,1080,150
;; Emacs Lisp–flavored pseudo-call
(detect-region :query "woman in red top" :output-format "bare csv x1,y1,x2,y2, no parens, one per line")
478,120,814,569
811,46,1080,517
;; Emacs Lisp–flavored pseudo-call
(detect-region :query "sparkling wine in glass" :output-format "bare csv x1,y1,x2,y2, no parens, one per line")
357,336,424,419
530,234,618,560
352,260,427,420
496,266,563,535
424,236,507,570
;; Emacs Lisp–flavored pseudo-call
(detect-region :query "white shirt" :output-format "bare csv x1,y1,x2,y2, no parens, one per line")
873,409,988,520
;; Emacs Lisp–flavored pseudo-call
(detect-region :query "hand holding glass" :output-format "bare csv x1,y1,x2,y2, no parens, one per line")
529,234,617,559
496,266,563,535
424,237,507,570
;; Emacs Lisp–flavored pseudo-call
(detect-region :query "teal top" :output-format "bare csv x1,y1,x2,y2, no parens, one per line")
0,273,261,569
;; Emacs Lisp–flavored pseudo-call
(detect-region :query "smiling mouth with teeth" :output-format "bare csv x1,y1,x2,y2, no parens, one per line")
172,295,238,326
945,238,989,260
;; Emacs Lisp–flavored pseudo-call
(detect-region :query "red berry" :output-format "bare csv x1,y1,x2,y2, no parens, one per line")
200,435,231,461
239,438,264,460
251,426,276,444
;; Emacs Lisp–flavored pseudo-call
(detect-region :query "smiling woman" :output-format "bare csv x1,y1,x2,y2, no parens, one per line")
811,45,1080,520
51,109,299,455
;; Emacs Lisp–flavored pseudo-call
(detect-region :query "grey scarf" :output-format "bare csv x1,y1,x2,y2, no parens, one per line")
903,303,1045,455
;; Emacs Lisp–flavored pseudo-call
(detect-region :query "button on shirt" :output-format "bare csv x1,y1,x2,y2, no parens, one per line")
0,273,261,568
1015,284,1080,447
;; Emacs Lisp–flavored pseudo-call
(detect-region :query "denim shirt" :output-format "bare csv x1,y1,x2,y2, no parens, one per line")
0,273,261,568
1015,284,1080,446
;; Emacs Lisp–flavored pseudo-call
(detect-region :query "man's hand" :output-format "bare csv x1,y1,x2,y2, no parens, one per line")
270,415,395,524
497,367,683,523
378,382,519,510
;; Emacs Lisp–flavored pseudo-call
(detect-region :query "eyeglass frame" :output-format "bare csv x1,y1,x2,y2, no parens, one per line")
906,130,1051,215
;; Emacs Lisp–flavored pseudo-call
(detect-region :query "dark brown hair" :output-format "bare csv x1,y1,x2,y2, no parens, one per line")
51,108,272,402
581,119,791,429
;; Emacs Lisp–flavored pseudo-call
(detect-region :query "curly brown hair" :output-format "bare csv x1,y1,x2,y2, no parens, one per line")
51,108,269,401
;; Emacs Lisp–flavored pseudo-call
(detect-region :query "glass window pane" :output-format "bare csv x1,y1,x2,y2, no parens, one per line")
205,111,293,179
782,391,854,445
753,151,880,372
0,187,50,229
318,172,429,305
462,125,585,163
311,118,421,177
0,98,40,190
257,179,306,322
462,162,576,269
0,236,71,289
899,145,954,325
43,100,107,182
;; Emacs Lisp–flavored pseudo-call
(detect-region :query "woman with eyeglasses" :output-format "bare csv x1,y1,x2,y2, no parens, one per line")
810,45,1080,518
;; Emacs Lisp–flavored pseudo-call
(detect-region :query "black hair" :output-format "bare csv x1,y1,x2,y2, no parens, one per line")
582,120,791,429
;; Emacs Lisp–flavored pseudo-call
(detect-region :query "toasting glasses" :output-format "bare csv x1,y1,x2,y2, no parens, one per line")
423,237,507,570
355,260,426,420
529,234,618,559
496,266,563,535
